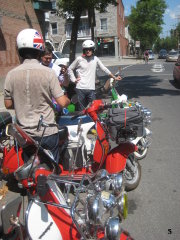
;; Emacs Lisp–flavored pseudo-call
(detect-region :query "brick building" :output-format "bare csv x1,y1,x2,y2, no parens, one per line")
0,0,129,89
46,0,128,58
94,0,128,58
0,0,53,89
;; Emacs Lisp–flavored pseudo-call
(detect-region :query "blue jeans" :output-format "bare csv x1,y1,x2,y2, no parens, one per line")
32,133,60,163
76,89,96,110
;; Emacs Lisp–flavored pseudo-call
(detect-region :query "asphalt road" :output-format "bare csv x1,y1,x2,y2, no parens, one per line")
109,59,180,240
0,58,180,239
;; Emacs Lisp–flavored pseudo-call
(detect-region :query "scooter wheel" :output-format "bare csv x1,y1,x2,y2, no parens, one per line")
125,156,141,191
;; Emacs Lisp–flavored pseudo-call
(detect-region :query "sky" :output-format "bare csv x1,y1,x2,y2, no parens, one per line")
124,0,180,38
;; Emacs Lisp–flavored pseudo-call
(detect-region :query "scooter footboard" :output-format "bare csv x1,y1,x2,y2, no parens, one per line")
106,143,137,174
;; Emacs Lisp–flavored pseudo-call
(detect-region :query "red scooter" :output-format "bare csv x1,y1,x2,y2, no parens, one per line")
0,100,140,191
1,132,133,239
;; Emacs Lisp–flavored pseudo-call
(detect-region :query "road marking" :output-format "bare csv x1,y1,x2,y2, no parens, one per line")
115,65,134,75
123,74,172,77
151,63,165,73
122,65,134,70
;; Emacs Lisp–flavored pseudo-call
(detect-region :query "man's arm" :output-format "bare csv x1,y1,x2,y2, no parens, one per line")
4,99,14,109
97,57,122,81
68,58,80,83
55,95,70,108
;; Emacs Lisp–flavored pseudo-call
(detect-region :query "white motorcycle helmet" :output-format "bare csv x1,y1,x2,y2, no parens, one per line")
82,40,95,51
17,28,44,56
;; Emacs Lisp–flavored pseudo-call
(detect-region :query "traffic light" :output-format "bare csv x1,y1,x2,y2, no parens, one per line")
97,38,101,46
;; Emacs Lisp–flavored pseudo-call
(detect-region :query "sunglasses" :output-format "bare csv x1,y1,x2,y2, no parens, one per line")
85,48,93,51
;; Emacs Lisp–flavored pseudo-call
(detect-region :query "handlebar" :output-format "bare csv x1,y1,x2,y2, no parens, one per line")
70,111,84,120
37,115,43,132
70,101,112,120
37,115,59,131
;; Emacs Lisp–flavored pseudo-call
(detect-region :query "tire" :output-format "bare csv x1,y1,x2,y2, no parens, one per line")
173,75,177,83
124,155,141,191
134,138,148,160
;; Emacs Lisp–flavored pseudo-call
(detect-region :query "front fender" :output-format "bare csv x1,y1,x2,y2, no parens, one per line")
106,143,137,174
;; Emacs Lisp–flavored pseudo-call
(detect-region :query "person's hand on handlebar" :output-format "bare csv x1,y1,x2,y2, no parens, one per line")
109,73,122,81
115,75,122,81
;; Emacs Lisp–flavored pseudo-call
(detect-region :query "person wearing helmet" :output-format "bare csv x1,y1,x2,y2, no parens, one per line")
68,39,121,110
4,28,70,164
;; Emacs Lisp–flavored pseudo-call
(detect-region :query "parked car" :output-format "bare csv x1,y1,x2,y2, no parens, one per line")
158,49,167,59
166,50,179,62
173,55,180,85
52,51,69,66
148,50,155,60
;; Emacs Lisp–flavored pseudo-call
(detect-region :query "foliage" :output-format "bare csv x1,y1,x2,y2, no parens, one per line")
154,37,177,52
128,0,167,51
154,22,180,52
57,0,117,15
57,0,118,63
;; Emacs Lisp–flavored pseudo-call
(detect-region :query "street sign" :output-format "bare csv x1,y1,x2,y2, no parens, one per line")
135,41,140,48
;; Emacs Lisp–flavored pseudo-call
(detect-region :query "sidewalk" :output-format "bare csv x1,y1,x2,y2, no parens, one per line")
99,56,143,66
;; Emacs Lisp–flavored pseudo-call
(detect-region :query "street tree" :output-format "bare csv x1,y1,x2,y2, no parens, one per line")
128,0,167,52
57,0,117,63
154,22,180,52
154,36,177,52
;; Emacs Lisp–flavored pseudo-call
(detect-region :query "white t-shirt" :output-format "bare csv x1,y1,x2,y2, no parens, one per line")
49,62,61,78
68,55,111,90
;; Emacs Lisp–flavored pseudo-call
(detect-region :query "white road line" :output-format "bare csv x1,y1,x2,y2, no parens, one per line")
151,63,165,73
115,65,134,75
123,74,172,77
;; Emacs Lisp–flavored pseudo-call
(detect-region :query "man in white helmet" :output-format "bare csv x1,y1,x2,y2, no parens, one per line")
4,28,70,163
68,40,121,110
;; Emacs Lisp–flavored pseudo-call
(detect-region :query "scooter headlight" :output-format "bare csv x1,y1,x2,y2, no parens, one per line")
105,217,121,240
112,173,123,195
94,169,109,191
117,192,128,219
135,102,142,111
86,195,104,224
101,191,116,209
95,169,108,180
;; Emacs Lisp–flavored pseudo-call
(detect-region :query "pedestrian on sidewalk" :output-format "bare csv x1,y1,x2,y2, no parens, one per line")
68,40,122,110
4,28,70,163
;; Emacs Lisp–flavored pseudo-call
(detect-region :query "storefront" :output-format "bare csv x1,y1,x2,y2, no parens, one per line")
95,37,115,57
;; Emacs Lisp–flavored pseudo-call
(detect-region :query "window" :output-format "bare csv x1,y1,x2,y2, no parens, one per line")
51,22,57,35
100,18,107,31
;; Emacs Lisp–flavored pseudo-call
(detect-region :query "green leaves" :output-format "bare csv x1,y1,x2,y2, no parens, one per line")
128,0,167,51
